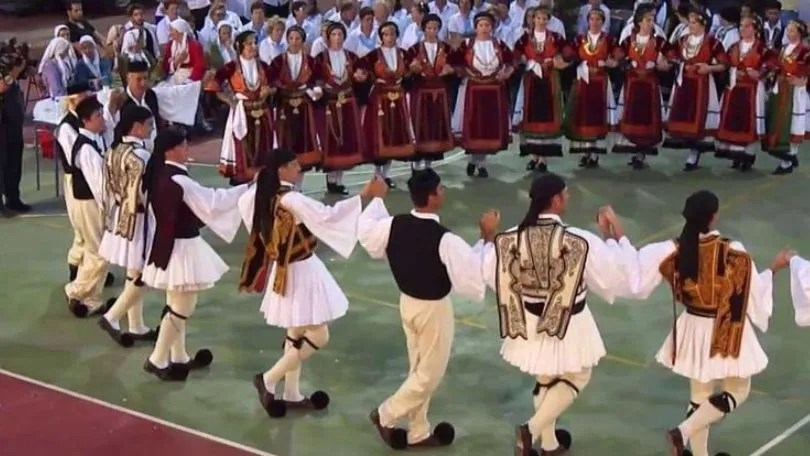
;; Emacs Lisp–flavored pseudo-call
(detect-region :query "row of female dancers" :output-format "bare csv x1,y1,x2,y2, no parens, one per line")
214,4,809,196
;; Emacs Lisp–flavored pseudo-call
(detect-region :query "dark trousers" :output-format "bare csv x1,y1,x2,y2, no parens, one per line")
190,6,210,31
263,2,290,18
2,127,23,204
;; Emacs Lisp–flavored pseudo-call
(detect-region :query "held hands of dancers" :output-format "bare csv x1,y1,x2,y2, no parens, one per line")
360,175,388,201
479,210,500,242
769,249,796,273
596,205,624,241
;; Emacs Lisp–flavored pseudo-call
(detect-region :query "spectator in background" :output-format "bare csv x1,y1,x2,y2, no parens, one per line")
0,47,30,214
157,0,183,46
75,36,113,88
188,0,213,31
64,0,107,46
577,0,610,35
241,2,269,42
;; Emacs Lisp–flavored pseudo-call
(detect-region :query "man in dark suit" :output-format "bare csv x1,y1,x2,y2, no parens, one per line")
0,46,30,214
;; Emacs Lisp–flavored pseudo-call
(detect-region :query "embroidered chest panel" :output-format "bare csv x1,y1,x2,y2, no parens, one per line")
494,222,589,341
103,143,145,240
659,236,753,358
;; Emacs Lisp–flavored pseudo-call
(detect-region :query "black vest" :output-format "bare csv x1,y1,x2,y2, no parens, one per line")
70,134,103,200
56,113,81,173
385,214,452,300
147,164,206,270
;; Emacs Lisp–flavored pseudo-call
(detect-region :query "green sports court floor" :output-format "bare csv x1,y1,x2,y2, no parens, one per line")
2,143,810,456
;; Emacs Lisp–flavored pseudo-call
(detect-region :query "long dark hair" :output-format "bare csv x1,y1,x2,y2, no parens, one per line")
675,190,719,282
142,126,186,196
519,174,566,230
112,104,152,148
251,148,297,242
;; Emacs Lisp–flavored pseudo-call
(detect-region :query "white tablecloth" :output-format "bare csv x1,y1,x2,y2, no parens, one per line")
34,81,202,126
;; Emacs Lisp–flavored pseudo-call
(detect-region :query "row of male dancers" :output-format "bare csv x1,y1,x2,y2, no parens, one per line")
58,92,810,455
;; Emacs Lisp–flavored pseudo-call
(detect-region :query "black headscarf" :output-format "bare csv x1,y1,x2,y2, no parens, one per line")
519,173,566,230
676,190,719,282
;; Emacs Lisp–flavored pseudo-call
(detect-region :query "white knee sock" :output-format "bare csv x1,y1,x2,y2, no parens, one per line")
264,326,329,394
148,313,179,369
282,338,304,402
170,322,190,364
126,301,150,335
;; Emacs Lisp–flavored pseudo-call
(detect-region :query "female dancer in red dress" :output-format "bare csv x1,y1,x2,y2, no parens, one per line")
562,8,618,169
450,11,514,178
715,16,776,172
314,22,369,195
405,13,456,171
613,5,669,170
268,26,323,188
661,10,729,172
512,6,573,173
361,21,415,188
215,30,275,185
762,20,810,175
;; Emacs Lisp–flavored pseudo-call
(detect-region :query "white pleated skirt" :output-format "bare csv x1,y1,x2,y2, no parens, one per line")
500,305,606,377
655,312,768,383
141,237,229,292
260,254,348,328
99,212,149,271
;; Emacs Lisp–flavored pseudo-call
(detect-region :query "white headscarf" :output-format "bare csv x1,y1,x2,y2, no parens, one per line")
217,22,236,64
41,37,74,88
79,35,101,79
39,25,77,73
169,18,193,72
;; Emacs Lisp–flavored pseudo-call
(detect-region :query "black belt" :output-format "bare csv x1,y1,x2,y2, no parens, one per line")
525,300,586,318
685,306,716,318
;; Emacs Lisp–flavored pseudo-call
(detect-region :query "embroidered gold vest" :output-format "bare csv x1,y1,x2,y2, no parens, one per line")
267,187,317,295
103,143,146,240
659,235,753,358
494,220,589,340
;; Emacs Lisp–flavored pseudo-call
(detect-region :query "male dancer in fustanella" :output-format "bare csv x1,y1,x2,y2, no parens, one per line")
64,96,111,318
478,173,635,456
141,127,249,381
98,105,160,347
602,190,792,456
357,168,499,449
57,82,113,287
238,148,369,418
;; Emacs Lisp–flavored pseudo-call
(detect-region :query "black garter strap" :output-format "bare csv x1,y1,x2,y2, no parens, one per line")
686,401,699,418
282,336,303,349
533,377,580,396
126,275,145,287
161,305,188,320
300,336,320,351
708,391,737,414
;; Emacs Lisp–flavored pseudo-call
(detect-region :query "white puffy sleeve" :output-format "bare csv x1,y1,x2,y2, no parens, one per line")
171,175,248,243
356,197,394,260
439,232,488,303
729,241,773,333
238,183,257,232
280,192,362,259
609,238,677,300
567,228,637,305
789,256,810,327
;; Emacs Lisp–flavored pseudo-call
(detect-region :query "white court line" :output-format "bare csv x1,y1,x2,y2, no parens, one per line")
748,412,810,456
15,150,468,220
0,369,277,456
